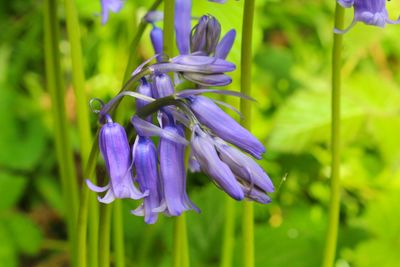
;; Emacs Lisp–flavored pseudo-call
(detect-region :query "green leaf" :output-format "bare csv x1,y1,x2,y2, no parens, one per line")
3,213,43,255
267,89,364,153
0,172,27,211
0,221,17,267
351,191,400,267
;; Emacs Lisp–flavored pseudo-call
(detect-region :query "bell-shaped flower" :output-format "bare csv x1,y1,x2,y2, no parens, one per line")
191,126,245,200
158,121,199,216
191,15,221,55
150,26,163,62
215,30,236,59
188,96,265,159
131,136,162,224
175,0,192,54
214,138,274,194
86,116,148,203
152,74,175,98
336,0,400,33
100,0,124,24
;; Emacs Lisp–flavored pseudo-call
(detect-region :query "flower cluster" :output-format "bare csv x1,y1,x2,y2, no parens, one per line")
336,0,400,33
89,1,274,224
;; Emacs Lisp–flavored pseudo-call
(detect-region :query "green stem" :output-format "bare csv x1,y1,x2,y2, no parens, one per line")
113,200,126,267
220,197,235,267
62,1,97,266
123,0,163,83
322,4,345,267
99,204,113,267
163,0,175,57
240,0,255,267
43,0,79,265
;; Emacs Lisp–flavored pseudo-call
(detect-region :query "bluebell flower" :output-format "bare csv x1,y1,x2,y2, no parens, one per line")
191,126,245,200
86,115,148,203
191,15,221,55
336,0,400,33
100,0,124,24
150,26,164,62
158,121,199,216
131,136,162,224
188,95,265,159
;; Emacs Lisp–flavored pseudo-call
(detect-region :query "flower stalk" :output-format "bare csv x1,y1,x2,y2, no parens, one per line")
43,0,79,265
240,0,256,267
322,3,345,267
62,0,98,266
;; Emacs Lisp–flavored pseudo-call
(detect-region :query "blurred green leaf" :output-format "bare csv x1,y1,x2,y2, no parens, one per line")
0,222,17,267
267,89,364,153
0,172,27,211
3,213,43,255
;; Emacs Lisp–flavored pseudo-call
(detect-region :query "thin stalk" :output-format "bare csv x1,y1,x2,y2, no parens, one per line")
163,0,175,57
99,204,113,267
123,0,163,82
63,1,97,266
240,0,256,267
113,200,126,267
43,0,79,265
322,4,345,267
220,197,235,267
77,133,100,267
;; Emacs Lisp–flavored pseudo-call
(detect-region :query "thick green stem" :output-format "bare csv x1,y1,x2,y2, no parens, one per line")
43,0,79,265
163,0,175,57
240,1,255,267
220,197,235,267
322,4,345,267
62,1,98,266
113,200,126,267
99,204,113,267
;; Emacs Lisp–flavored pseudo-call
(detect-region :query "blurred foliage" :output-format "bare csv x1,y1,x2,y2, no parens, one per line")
1,0,400,266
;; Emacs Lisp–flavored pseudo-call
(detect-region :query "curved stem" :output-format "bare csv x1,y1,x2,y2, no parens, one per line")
240,0,255,267
322,4,345,267
43,0,79,265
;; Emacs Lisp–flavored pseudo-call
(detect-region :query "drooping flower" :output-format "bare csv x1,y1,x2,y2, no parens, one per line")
336,0,400,33
131,136,162,224
86,115,148,203
190,126,245,200
158,120,199,216
188,95,265,159
100,0,124,24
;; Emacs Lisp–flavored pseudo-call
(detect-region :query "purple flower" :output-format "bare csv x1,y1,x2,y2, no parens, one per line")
214,138,274,193
175,0,192,54
150,26,164,62
336,0,400,33
100,0,124,24
191,15,221,55
131,136,162,224
215,30,236,59
152,74,175,98
191,126,245,200
159,121,199,216
188,96,265,159
86,116,147,203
